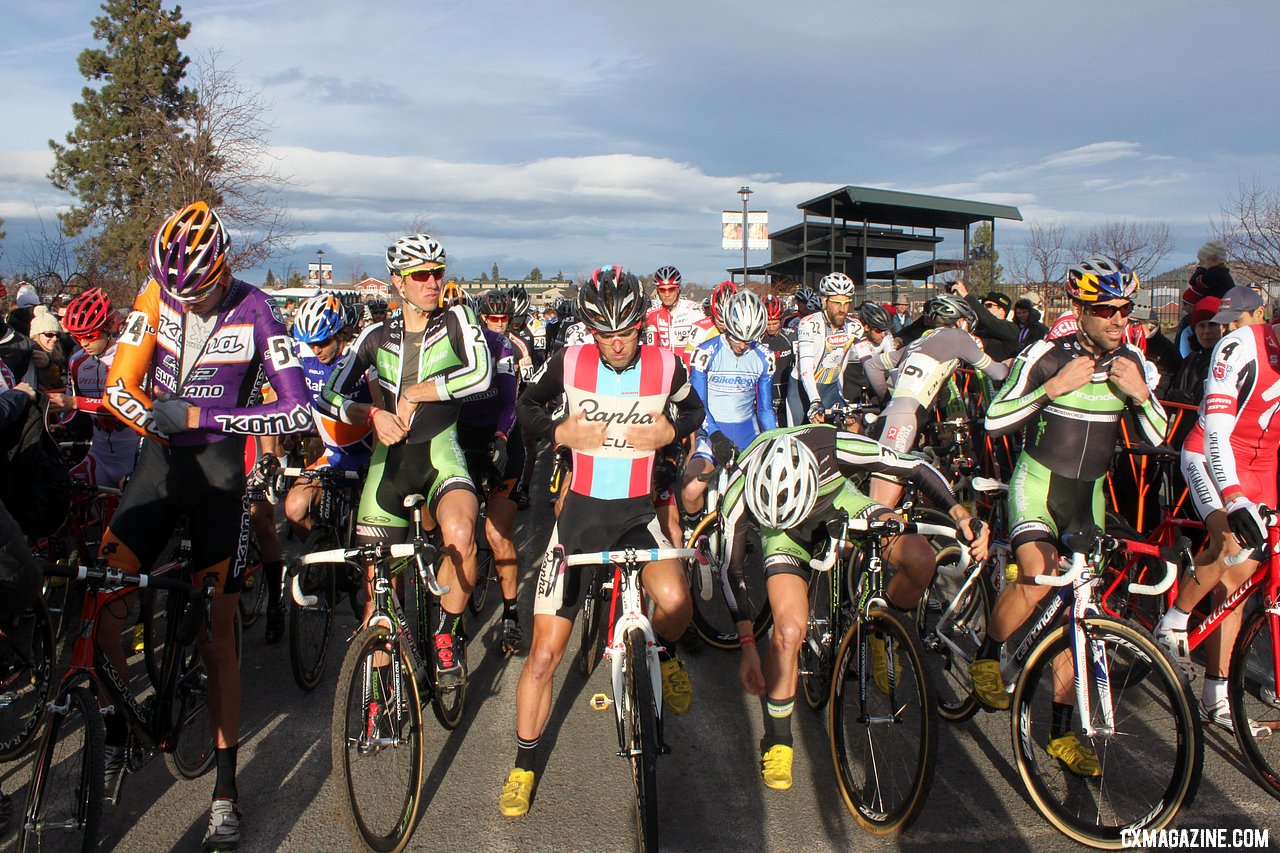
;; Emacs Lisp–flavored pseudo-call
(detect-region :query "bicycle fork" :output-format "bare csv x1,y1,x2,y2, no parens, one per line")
1068,564,1115,738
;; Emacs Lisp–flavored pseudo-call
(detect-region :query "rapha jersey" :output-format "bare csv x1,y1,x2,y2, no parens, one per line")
645,298,704,367
795,311,864,399
294,343,373,469
1183,324,1280,504
105,277,311,446
689,336,777,449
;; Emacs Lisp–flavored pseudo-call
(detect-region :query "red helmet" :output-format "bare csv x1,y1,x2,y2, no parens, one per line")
710,280,739,325
63,288,113,340
762,294,784,321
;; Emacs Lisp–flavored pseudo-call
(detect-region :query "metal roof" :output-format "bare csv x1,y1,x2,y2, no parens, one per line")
798,186,1023,230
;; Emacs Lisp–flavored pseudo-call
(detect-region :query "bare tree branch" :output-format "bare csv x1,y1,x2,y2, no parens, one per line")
1071,219,1173,280
1217,177,1280,281
1008,219,1072,286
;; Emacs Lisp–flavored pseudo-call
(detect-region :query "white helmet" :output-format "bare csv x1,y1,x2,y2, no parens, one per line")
744,433,820,528
722,291,768,343
819,271,856,298
386,233,445,274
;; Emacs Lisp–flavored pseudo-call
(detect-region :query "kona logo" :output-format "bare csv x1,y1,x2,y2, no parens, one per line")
579,398,654,428
205,335,247,356
213,406,311,435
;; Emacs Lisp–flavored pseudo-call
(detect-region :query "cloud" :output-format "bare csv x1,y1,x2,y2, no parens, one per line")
1042,141,1145,169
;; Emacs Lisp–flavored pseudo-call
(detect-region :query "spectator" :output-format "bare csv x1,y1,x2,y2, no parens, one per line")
1135,306,1180,399
8,284,40,338
1186,240,1234,301
1012,297,1049,347
29,307,67,391
949,279,1020,360
982,291,1013,320
0,296,36,387
1166,297,1222,408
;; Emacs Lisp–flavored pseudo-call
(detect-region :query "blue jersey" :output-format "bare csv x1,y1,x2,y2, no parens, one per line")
295,342,373,470
690,336,777,450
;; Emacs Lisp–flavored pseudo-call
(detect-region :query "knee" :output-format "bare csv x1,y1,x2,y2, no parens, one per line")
442,521,476,561
525,642,562,682
772,617,805,654
284,491,309,524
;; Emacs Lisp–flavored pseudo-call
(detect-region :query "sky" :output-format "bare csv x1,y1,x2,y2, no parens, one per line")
2,0,1279,287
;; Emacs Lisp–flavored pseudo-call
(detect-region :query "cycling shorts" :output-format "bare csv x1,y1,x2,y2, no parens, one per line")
533,492,673,620
761,481,883,579
99,438,249,594
1007,454,1104,553
459,425,526,501
1180,448,1278,520
353,430,473,545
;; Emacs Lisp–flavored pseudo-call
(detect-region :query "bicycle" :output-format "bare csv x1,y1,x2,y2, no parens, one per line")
303,493,462,853
0,593,56,763
683,445,772,650
281,465,362,691
814,512,962,834
20,562,222,853
563,545,696,853
1001,528,1201,847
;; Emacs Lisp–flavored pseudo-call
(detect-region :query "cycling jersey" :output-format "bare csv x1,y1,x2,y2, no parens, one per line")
516,344,704,500
507,328,535,382
761,328,794,422
294,342,372,472
794,311,864,409
105,277,311,445
67,343,138,486
985,337,1167,481
459,329,517,438
1182,324,1280,507
689,336,777,453
687,316,720,355
561,321,593,348
645,297,703,367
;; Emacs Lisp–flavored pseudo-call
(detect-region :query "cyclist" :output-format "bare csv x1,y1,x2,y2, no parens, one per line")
505,285,536,381
366,297,389,328
973,256,1167,775
46,288,137,487
499,266,706,817
644,265,703,367
787,286,821,330
760,294,794,425
688,280,737,354
99,202,312,850
864,294,1010,507
839,300,896,408
322,234,493,687
721,426,987,790
789,271,862,425
1155,284,1275,736
460,289,525,652
282,293,373,540
680,291,776,526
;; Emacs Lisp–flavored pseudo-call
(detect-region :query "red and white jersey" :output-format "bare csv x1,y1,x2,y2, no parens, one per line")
645,297,703,367
1183,324,1280,505
67,343,138,486
687,316,720,355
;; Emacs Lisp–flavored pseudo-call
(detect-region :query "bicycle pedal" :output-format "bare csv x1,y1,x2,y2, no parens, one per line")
589,693,612,711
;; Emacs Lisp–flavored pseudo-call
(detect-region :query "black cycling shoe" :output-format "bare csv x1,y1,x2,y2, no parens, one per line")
103,744,126,804
264,607,285,645
501,618,522,654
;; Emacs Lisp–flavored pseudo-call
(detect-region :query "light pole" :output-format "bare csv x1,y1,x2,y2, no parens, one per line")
739,186,752,287
316,249,325,288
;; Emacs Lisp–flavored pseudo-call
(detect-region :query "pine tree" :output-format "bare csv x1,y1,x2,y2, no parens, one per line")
968,222,1004,289
49,0,196,285
491,262,500,282
264,269,277,288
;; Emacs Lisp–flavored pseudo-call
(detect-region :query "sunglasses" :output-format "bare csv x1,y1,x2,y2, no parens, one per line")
591,326,640,342
401,268,444,282
485,314,510,323
313,335,341,348
983,301,1001,309
826,298,853,307
70,331,103,344
1082,302,1135,320
656,286,680,294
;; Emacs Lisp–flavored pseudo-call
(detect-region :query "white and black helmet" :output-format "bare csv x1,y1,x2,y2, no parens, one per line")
819,271,856,298
722,291,768,343
926,294,978,327
794,287,822,312
578,266,646,333
744,433,821,529
386,233,446,274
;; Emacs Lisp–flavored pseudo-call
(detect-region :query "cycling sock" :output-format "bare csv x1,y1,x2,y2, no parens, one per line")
104,710,128,747
977,635,1002,661
436,609,463,637
503,597,519,622
213,745,238,801
264,560,285,609
763,697,795,749
515,735,538,771
656,636,681,663
1203,676,1227,707
1050,702,1073,740
1158,605,1190,633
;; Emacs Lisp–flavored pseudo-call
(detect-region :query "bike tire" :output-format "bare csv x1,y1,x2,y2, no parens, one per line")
625,628,660,853
1227,607,1280,801
687,511,772,650
19,685,104,853
799,567,834,710
332,624,425,853
1010,616,1202,846
468,547,494,616
578,567,611,677
289,530,338,691
238,535,267,630
829,609,936,835
0,597,57,762
165,609,242,780
917,544,990,723
424,585,467,731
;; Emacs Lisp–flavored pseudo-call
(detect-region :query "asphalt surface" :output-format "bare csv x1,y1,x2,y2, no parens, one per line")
2,447,1278,852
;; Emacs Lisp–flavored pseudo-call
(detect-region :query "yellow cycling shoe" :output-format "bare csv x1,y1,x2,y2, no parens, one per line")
868,632,899,696
1046,732,1101,777
969,658,1010,710
761,744,793,791
660,657,692,715
499,769,536,816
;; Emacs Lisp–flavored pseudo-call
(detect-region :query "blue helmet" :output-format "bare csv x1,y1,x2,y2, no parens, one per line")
292,293,346,343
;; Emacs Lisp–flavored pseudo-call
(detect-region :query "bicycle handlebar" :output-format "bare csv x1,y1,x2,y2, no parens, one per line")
1224,506,1275,567
809,516,973,573
564,548,697,568
295,541,445,606
281,467,362,480
1039,532,1177,596
42,562,198,594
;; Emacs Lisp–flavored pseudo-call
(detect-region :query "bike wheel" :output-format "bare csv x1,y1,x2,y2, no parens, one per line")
799,569,834,710
20,685,104,853
625,629,659,853
916,544,990,723
332,625,425,853
687,511,772,649
1010,616,1202,846
238,535,266,630
1228,608,1280,800
578,567,611,677
0,597,57,761
829,609,936,835
289,531,338,691
468,548,493,616
164,609,242,780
